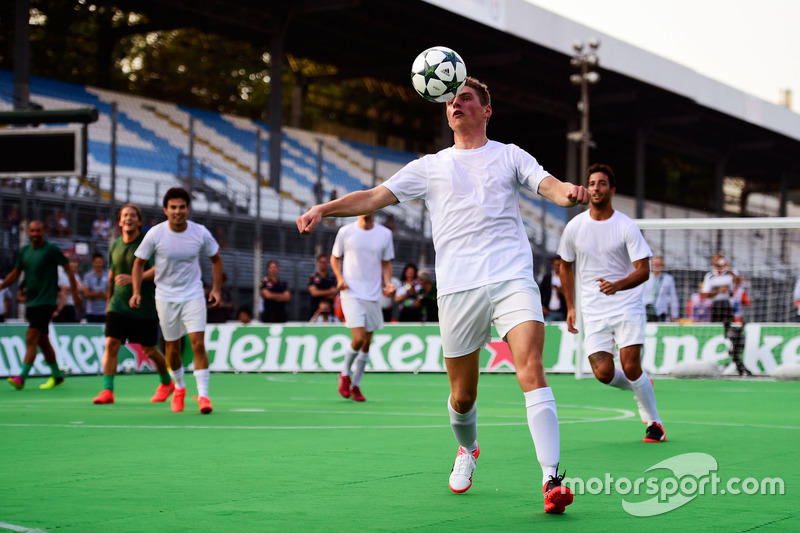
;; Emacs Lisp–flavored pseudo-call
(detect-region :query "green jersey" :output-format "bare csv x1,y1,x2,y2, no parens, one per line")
108,234,157,318
14,241,67,308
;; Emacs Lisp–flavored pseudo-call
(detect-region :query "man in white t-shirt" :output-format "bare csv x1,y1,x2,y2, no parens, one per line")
558,163,665,444
330,213,395,402
130,188,224,415
297,78,588,515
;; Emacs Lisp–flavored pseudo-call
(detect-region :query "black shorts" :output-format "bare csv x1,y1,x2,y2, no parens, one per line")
105,312,159,346
26,305,57,332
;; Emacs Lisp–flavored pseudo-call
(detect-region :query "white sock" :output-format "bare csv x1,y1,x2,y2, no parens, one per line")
608,367,633,390
169,366,186,389
342,347,358,377
447,395,478,452
631,371,661,425
524,387,560,486
351,351,369,387
194,368,210,398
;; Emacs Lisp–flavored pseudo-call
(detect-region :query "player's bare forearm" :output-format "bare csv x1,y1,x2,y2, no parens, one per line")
0,268,20,290
538,176,590,207
130,257,145,299
297,186,399,234
559,261,577,311
382,261,394,296
597,259,650,295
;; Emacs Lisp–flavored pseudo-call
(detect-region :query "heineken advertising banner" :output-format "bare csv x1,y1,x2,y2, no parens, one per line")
1,323,799,377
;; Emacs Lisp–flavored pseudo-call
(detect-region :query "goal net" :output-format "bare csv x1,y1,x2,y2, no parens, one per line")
572,216,800,378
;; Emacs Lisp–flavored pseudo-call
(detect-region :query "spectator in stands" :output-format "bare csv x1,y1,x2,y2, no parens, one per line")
687,283,711,323
310,299,340,323
82,252,108,323
0,271,12,321
794,277,800,322
380,274,401,322
92,215,111,241
0,220,82,390
415,269,439,322
539,255,566,322
642,255,680,322
4,205,20,241
395,263,422,322
237,305,254,325
56,210,71,238
54,254,83,323
207,273,234,323
702,253,752,376
260,260,290,323
307,254,338,319
214,227,229,249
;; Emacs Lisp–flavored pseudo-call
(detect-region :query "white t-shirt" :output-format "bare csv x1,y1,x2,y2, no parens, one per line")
558,210,652,322
135,221,219,302
383,140,549,296
331,222,394,302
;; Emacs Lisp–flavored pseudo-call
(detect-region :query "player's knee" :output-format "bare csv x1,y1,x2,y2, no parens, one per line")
450,390,477,412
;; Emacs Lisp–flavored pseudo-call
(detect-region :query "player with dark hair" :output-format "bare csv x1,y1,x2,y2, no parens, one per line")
558,163,666,443
131,188,224,414
1,220,82,389
297,77,588,514
93,203,174,405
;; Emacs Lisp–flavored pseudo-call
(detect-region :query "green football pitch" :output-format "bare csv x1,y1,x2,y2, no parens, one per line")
1,372,797,532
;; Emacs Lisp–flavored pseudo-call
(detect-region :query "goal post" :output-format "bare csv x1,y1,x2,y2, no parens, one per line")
572,216,800,379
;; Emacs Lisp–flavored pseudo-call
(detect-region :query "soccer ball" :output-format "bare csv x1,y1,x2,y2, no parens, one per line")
410,46,467,103
120,358,137,374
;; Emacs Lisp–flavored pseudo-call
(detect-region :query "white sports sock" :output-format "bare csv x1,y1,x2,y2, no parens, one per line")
524,387,560,486
351,351,369,387
341,347,358,377
631,371,661,425
194,368,210,398
608,367,633,390
447,395,478,452
169,366,186,389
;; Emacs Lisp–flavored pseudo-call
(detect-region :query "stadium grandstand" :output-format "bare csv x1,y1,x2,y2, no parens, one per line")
1,0,799,321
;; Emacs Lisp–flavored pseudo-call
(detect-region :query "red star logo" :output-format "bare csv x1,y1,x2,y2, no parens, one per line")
126,343,156,371
485,340,516,371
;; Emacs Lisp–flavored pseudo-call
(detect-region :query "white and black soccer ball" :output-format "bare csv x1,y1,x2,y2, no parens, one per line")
120,358,137,374
411,46,467,103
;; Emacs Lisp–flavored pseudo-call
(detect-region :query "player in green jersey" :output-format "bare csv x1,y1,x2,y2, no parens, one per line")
1,220,82,390
93,204,174,404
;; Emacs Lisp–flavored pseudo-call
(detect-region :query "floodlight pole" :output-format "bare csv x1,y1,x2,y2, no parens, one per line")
568,39,600,184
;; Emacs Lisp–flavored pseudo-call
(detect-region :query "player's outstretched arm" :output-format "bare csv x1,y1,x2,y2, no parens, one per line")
538,176,590,207
297,186,399,234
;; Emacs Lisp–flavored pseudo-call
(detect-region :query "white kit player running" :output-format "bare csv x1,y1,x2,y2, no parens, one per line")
130,187,224,415
558,163,666,443
296,77,589,514
331,213,395,402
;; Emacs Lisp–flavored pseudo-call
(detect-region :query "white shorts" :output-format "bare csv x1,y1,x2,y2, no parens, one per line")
341,298,384,332
156,297,208,342
438,278,543,358
583,313,645,356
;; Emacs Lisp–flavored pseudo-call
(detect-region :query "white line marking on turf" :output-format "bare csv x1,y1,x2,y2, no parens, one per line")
0,521,47,532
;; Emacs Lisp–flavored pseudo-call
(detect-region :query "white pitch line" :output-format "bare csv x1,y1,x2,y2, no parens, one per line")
0,521,47,533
